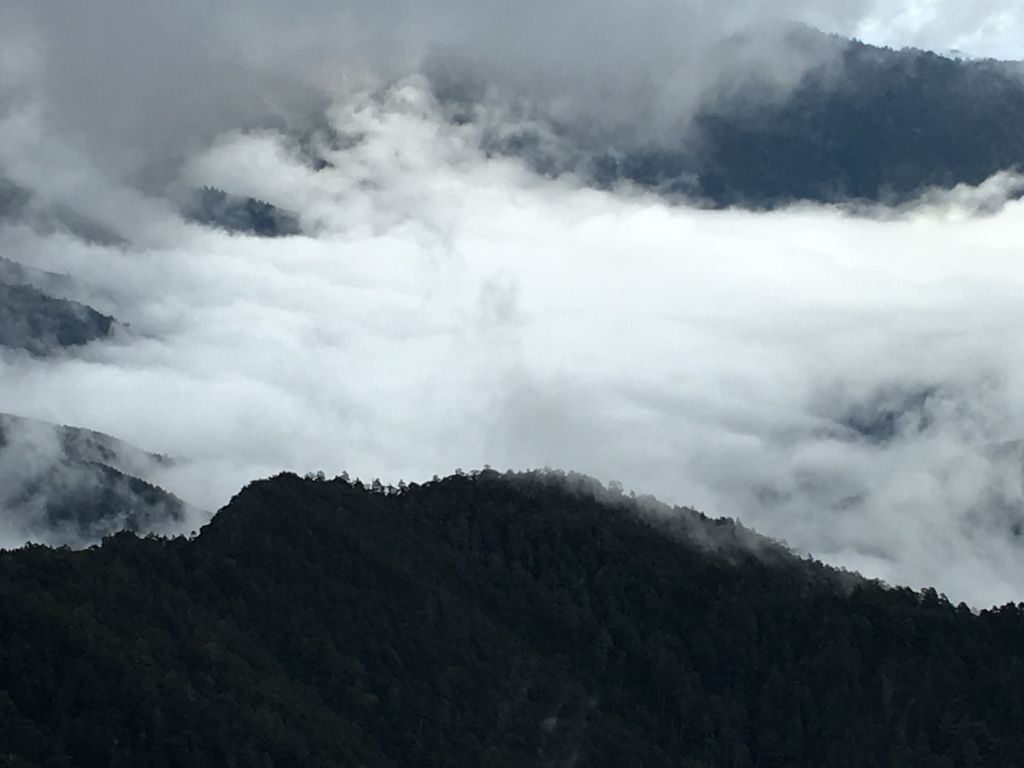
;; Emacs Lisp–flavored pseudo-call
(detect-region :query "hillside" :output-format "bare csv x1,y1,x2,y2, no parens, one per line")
0,283,117,356
0,256,120,358
183,187,302,237
478,29,1024,207
0,414,189,547
687,37,1024,206
2,470,1023,767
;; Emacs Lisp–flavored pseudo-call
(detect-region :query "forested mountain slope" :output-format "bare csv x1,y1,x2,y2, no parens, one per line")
479,29,1024,207
0,414,188,547
0,255,120,357
0,283,116,355
686,36,1024,206
183,187,301,237
2,470,1023,767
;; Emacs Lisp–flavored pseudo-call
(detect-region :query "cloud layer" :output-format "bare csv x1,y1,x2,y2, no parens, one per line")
4,0,1024,187
2,79,1024,607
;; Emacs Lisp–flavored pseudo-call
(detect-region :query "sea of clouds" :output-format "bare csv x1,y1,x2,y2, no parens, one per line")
2,80,1024,605
4,1,1024,606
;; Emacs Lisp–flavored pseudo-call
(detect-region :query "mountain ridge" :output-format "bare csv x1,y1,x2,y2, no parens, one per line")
465,26,1024,208
0,413,191,548
2,469,1022,767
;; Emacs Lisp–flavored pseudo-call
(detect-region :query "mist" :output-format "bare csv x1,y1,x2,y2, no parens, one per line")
5,0,1024,187
5,1,1024,607
1,71,1024,606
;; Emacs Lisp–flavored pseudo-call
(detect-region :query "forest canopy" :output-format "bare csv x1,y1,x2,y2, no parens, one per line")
1,469,1022,767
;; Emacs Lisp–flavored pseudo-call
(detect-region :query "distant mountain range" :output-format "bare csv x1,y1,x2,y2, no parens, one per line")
0,183,299,355
0,283,116,356
475,28,1024,207
0,413,191,547
182,186,302,238
0,254,118,357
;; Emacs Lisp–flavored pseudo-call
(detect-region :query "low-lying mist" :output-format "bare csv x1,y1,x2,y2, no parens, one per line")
2,79,1024,605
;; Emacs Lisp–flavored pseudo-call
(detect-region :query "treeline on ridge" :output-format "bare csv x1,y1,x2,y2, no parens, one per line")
1,469,1023,767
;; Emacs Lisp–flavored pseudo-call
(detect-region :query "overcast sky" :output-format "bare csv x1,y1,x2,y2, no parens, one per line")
2,0,1023,183
3,2,1024,606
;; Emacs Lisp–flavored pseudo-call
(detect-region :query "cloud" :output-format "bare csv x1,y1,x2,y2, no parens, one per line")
856,0,1024,58
3,79,1024,607
0,413,195,548
6,0,1024,188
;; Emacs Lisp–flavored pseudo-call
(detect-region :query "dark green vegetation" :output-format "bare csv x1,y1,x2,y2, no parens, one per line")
0,253,116,358
184,187,301,237
0,283,116,355
0,256,120,358
687,38,1024,206
0,414,187,546
2,470,1024,767
483,30,1024,207
0,259,76,300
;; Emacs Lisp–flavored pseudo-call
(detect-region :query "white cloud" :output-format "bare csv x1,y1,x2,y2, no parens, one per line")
3,81,1024,606
856,0,1024,57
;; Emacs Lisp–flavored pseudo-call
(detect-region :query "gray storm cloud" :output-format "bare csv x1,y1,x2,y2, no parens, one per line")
5,0,1024,185
3,79,1024,607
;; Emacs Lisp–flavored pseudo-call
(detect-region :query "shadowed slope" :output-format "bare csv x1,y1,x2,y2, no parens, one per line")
0,414,189,547
1,470,1023,767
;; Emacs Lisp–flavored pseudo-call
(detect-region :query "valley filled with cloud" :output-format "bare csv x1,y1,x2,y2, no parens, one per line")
4,0,1024,608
